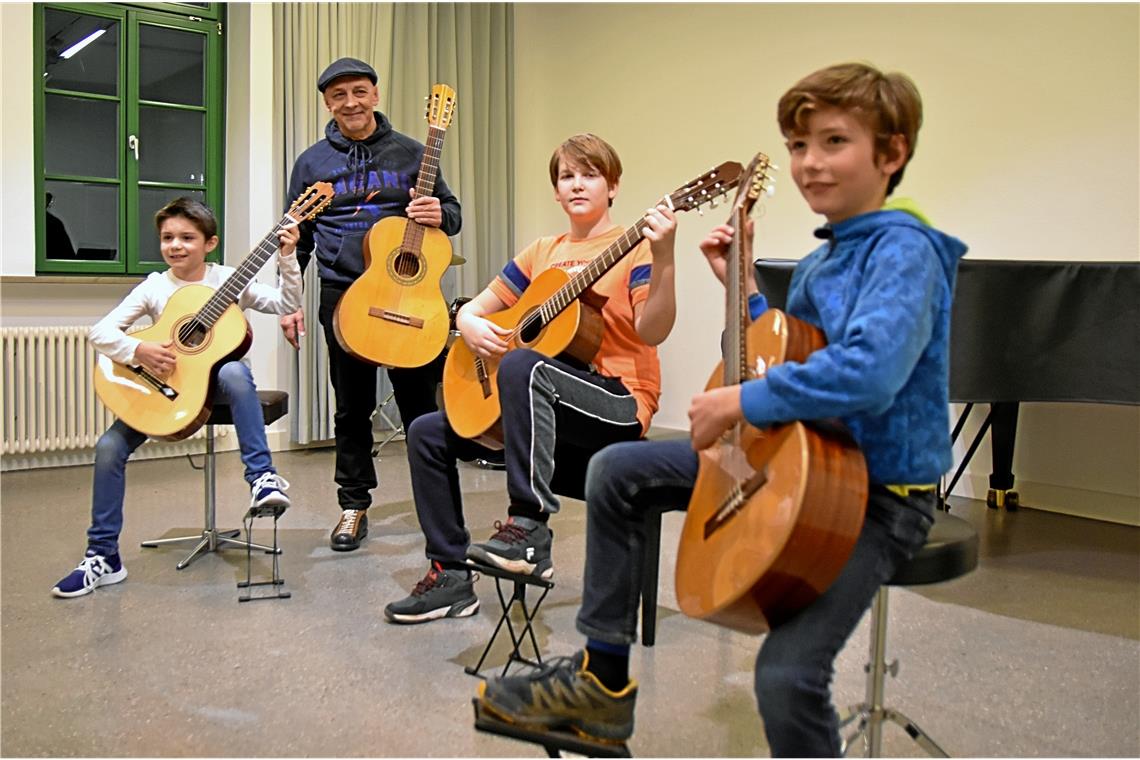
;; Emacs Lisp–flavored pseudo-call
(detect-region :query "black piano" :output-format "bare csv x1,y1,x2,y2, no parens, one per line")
754,259,1140,509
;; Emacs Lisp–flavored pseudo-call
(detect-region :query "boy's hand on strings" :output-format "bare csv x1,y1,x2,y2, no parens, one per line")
688,385,745,451
134,340,177,379
641,203,677,261
456,311,511,360
407,188,443,228
280,309,306,350
277,223,300,258
699,219,757,292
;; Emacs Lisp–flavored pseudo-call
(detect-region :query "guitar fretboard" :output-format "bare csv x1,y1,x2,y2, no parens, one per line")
191,213,298,332
401,124,448,253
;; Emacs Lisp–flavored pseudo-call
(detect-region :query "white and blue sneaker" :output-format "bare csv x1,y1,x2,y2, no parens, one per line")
51,550,128,598
250,472,290,517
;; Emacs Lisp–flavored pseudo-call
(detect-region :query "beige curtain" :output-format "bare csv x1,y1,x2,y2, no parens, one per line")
272,3,513,444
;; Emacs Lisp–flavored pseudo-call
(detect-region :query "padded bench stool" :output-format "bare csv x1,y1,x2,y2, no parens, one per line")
839,509,979,757
141,390,289,569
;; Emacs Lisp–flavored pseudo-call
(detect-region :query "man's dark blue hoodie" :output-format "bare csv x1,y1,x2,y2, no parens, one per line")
286,111,462,288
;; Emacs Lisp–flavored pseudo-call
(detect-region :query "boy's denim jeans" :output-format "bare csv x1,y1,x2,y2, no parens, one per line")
575,438,934,757
86,360,274,555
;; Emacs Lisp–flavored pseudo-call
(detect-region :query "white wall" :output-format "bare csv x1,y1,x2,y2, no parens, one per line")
513,3,1139,524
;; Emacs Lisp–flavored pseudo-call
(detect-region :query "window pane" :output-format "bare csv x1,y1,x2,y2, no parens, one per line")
138,106,205,185
44,94,119,179
42,10,119,96
138,187,207,264
44,181,119,262
139,25,205,107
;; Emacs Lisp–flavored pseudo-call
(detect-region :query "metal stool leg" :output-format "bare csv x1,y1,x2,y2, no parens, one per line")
141,424,281,568
840,587,949,758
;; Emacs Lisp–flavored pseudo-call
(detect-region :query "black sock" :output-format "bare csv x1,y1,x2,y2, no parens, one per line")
439,560,470,578
585,645,630,692
507,503,549,523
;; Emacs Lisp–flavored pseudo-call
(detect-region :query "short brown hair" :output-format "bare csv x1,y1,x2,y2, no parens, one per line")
548,134,623,203
778,62,923,195
154,197,218,239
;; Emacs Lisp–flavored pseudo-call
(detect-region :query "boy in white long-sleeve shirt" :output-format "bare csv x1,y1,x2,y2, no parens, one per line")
52,197,303,599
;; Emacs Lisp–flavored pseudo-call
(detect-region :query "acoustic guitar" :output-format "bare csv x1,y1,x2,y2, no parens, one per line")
334,83,458,368
93,183,334,441
675,154,868,634
442,161,744,448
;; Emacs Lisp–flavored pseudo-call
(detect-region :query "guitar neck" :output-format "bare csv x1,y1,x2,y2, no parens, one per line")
537,224,646,324
196,215,294,329
724,203,749,387
402,125,448,250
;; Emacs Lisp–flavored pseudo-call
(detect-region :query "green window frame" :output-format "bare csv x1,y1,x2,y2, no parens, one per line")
34,2,225,275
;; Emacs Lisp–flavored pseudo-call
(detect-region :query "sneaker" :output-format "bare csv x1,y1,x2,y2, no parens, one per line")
383,561,480,624
466,516,553,578
51,550,128,599
478,650,637,742
330,508,368,552
250,472,290,517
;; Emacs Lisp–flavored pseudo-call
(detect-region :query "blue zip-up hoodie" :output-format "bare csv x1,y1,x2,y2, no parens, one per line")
740,209,968,485
286,112,462,287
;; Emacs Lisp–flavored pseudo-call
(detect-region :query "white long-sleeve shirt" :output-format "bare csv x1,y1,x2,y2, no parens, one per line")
89,255,303,365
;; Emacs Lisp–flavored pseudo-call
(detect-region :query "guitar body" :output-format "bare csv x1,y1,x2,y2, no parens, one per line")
442,267,604,448
675,309,868,634
93,284,252,441
334,216,453,368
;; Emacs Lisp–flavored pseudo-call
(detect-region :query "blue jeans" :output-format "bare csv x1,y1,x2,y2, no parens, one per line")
575,438,935,757
86,360,275,555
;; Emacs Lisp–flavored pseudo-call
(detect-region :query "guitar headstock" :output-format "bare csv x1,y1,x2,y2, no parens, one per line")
425,84,458,130
667,161,744,214
288,182,335,222
731,151,776,218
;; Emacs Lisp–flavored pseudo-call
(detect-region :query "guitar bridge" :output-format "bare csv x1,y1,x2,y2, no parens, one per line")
474,356,492,399
129,366,178,400
368,307,425,329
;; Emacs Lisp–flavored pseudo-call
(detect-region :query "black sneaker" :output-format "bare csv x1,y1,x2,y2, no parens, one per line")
466,516,553,578
478,650,637,742
330,508,368,551
383,562,480,624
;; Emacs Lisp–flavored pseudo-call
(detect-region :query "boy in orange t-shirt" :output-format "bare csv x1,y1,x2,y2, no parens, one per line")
385,133,678,623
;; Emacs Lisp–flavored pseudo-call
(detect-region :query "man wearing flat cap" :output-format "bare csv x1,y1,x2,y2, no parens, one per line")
282,57,462,552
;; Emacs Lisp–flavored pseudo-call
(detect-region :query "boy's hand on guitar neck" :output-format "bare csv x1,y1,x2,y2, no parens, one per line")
277,223,300,258
641,203,678,261
699,221,760,296
688,385,745,451
133,340,177,379
407,188,443,228
280,309,306,350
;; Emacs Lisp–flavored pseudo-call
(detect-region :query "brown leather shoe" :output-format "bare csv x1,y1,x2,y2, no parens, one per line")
330,508,368,551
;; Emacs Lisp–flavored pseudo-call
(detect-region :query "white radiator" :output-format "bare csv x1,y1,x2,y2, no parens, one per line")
1,326,221,456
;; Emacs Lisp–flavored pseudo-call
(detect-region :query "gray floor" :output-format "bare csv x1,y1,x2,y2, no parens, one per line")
2,441,1138,757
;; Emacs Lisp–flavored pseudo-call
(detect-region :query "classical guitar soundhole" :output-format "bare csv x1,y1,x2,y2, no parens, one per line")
174,317,211,353
518,310,544,344
387,248,426,285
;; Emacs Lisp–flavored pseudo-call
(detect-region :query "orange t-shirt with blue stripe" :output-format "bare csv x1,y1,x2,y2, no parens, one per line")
488,225,660,435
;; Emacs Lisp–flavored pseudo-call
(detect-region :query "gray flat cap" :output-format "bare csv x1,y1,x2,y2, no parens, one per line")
317,57,378,92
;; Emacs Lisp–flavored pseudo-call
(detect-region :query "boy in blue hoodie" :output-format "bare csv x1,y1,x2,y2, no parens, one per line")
475,62,968,755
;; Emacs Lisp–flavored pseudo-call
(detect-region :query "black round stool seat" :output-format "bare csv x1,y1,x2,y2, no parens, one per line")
206,390,289,427
888,510,978,587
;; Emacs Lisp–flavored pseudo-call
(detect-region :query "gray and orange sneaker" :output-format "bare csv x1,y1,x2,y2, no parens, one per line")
478,650,637,742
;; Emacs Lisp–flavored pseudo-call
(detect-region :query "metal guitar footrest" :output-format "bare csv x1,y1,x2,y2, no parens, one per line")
473,698,632,758
237,506,290,603
464,560,553,680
